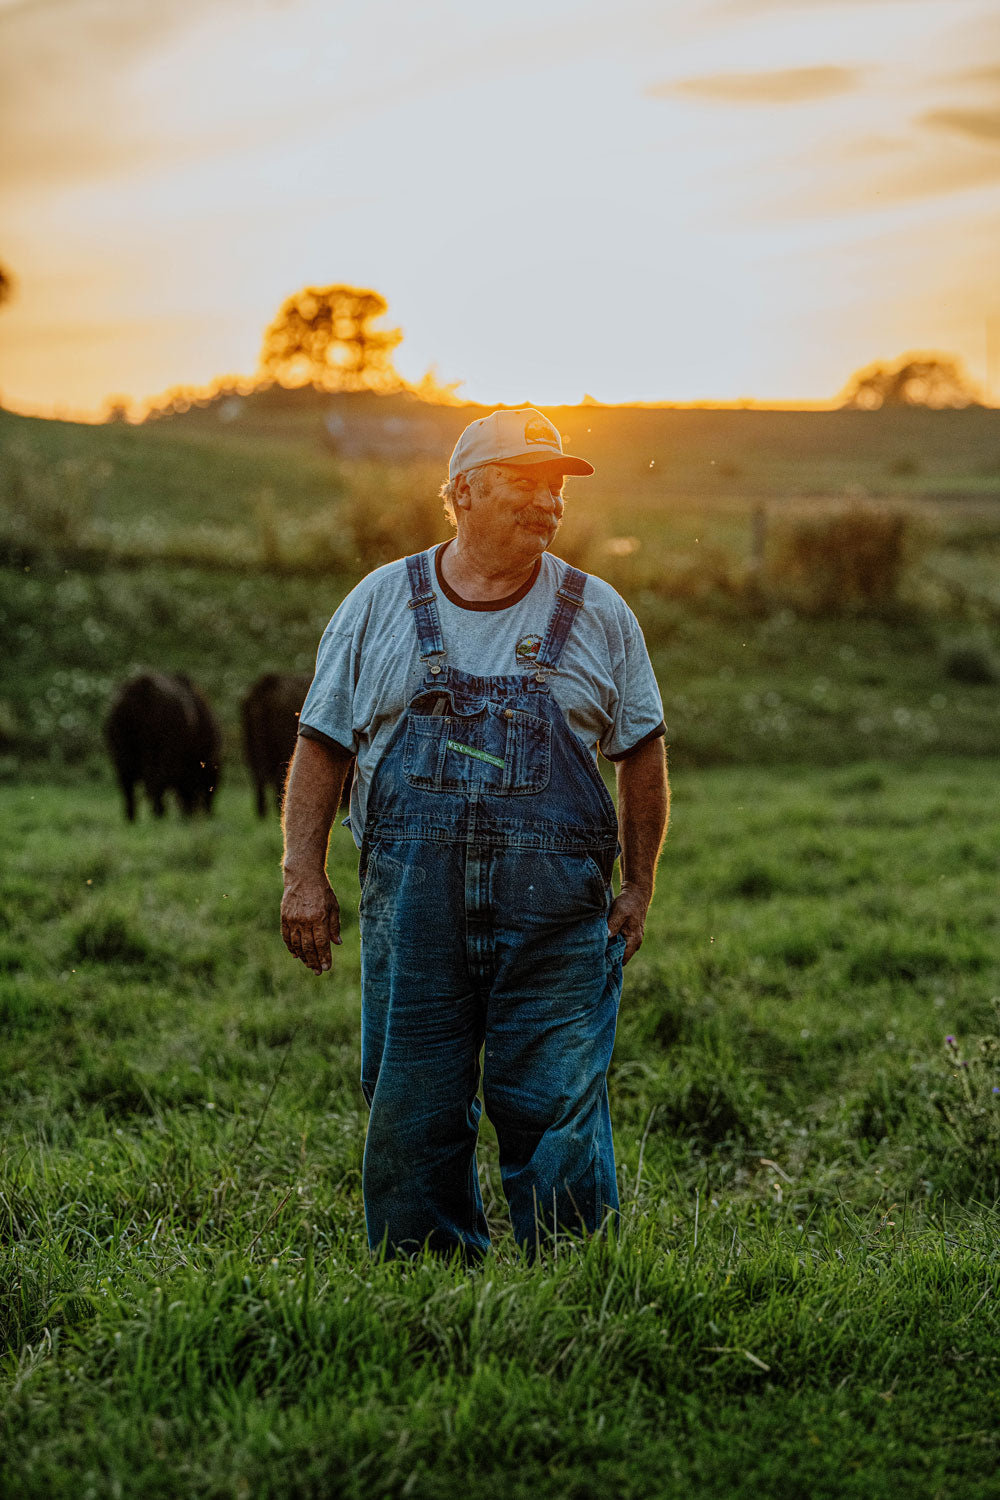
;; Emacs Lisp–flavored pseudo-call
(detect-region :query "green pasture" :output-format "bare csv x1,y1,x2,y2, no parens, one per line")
3,559,999,781
2,402,1000,780
2,766,999,1497
2,401,999,1492
4,403,1000,595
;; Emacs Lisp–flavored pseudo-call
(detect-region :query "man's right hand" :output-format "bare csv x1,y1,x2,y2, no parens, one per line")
280,735,354,976
281,873,341,975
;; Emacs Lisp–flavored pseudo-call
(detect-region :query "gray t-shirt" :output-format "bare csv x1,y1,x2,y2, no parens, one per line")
299,543,665,847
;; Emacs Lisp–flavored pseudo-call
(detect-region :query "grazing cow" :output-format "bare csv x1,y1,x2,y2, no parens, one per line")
240,673,313,818
106,673,221,821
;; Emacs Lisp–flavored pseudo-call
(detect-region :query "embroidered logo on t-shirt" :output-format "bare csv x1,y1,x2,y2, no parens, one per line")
515,634,542,666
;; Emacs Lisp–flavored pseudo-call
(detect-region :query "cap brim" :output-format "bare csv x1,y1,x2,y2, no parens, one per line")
502,451,595,476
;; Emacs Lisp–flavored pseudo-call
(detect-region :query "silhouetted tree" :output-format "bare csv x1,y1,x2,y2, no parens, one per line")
259,284,402,391
102,395,133,424
408,365,464,404
840,352,979,410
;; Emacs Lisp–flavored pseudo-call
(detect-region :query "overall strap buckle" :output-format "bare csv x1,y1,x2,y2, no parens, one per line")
556,580,585,607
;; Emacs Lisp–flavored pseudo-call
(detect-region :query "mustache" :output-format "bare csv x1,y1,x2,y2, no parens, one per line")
518,506,561,531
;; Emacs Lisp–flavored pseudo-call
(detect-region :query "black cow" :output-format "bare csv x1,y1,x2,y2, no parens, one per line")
106,673,221,821
241,673,313,818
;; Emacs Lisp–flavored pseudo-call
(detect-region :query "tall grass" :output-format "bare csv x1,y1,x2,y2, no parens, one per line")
1,767,999,1495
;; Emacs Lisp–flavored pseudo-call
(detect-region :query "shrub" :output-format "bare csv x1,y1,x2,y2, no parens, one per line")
943,646,997,685
765,504,911,614
0,443,108,562
336,461,448,571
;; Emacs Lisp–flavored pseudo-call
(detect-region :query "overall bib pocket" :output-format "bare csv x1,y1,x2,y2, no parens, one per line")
403,701,551,796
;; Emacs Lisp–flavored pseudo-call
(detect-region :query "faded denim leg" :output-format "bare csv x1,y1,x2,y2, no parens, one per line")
359,841,490,1260
482,848,625,1253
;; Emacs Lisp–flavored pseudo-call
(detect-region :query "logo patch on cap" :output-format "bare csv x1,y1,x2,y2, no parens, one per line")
524,416,558,447
515,634,542,665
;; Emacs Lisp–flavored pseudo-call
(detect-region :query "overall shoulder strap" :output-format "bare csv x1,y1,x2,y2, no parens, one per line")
533,564,587,676
404,551,446,664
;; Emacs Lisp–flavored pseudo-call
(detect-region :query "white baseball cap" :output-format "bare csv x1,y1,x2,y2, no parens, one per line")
448,407,595,480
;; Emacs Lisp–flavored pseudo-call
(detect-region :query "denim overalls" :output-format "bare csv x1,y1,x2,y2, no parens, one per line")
358,551,626,1258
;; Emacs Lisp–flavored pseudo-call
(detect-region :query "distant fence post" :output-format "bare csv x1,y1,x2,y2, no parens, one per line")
750,505,768,574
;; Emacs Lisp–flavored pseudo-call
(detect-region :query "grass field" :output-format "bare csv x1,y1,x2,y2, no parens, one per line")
2,400,999,1494
4,558,999,782
2,402,1000,778
5,401,1000,592
2,766,999,1498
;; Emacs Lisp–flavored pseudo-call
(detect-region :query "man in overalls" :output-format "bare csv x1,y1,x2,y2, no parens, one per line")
281,408,669,1259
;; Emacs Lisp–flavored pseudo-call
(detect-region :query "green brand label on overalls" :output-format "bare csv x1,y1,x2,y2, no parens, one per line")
447,739,505,769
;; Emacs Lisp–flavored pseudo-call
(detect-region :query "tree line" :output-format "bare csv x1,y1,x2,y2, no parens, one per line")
0,258,987,411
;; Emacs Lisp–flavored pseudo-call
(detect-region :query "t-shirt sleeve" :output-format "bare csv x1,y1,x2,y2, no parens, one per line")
297,585,372,755
599,607,665,762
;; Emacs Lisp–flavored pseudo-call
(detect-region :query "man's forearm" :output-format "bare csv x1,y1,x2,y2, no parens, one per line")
282,735,354,876
615,737,669,898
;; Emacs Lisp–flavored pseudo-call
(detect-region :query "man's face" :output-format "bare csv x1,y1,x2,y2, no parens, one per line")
462,462,566,558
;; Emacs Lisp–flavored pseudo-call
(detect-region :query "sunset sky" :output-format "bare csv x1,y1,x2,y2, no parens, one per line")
1,0,999,416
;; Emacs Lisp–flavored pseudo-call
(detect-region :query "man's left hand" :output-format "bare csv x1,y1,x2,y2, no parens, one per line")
607,882,650,965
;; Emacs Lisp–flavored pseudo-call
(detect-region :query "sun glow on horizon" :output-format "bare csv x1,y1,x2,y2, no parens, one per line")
1,0,999,418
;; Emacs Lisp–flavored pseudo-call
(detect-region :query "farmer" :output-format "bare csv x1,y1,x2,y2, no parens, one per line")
280,407,669,1259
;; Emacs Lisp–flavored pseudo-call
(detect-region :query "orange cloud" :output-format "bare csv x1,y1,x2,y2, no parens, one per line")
779,125,1000,219
0,0,244,191
939,62,1000,88
721,0,922,8
648,64,861,104
921,107,1000,144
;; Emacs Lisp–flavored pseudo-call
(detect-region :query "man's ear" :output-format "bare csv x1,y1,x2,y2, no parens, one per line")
453,472,474,512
